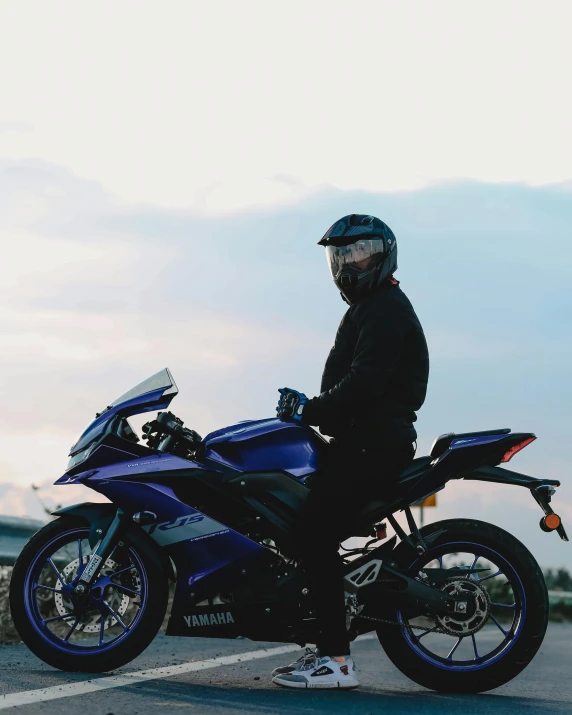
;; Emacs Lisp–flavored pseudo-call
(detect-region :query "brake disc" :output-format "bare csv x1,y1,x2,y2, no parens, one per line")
53,557,138,633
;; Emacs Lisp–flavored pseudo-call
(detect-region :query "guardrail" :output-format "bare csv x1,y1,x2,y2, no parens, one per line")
0,515,45,566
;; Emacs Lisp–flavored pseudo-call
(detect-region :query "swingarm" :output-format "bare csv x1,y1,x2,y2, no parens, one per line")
345,555,480,620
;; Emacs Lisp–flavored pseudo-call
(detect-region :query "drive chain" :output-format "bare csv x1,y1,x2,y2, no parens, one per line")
357,613,451,635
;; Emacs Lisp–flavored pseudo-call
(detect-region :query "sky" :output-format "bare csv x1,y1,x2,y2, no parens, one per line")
0,1,571,568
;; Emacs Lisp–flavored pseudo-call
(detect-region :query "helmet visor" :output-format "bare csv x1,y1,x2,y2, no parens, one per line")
325,238,387,279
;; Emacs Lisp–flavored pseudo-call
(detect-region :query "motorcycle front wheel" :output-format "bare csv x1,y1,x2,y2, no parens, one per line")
377,518,549,693
10,516,169,672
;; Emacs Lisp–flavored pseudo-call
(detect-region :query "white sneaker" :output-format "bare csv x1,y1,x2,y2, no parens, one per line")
272,655,359,689
271,647,318,677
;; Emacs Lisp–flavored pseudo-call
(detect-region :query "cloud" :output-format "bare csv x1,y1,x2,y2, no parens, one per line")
1,3,572,209
0,158,571,569
0,122,33,134
0,480,107,521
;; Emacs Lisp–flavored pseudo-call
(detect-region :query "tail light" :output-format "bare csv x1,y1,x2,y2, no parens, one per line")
501,436,536,463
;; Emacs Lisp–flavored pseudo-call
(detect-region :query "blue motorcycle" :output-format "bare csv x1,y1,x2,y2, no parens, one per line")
10,369,568,692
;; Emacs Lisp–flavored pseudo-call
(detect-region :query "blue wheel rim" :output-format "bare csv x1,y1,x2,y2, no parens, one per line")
24,527,149,655
398,540,526,672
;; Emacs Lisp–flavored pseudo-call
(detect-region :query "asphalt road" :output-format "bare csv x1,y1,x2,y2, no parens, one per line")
0,625,570,714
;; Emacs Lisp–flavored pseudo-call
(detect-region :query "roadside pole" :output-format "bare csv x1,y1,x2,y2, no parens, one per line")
412,494,436,528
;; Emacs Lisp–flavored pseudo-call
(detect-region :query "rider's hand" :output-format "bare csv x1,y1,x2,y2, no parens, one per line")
276,388,308,423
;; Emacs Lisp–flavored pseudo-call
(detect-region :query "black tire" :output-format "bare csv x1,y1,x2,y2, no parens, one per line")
377,519,549,693
10,516,169,672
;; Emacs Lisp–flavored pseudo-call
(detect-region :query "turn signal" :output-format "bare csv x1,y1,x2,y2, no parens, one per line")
540,514,561,532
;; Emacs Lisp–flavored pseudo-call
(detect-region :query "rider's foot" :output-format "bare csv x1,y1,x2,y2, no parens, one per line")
271,647,318,677
272,655,359,689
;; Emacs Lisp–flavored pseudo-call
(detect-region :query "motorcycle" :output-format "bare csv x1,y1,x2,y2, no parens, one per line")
10,368,568,692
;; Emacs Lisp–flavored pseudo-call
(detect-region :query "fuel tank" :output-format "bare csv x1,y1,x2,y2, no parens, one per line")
202,418,325,478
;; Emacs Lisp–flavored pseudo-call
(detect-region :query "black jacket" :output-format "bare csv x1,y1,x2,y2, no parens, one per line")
303,281,429,449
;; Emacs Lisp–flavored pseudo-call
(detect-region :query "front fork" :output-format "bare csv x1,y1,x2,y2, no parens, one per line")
74,509,125,596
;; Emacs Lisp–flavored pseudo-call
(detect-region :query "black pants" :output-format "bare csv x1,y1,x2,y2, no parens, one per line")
294,441,415,656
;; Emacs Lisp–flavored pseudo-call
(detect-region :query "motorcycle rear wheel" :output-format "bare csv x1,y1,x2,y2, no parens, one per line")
10,516,169,672
377,518,548,693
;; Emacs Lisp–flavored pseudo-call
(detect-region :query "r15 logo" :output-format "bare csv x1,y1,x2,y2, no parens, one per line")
146,513,205,536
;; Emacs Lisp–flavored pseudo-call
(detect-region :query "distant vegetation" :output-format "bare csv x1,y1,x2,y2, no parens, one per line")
544,568,572,592
543,568,572,622
0,566,17,643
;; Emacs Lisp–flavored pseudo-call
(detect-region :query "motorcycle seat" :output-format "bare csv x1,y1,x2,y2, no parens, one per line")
301,454,432,493
397,455,433,482
350,456,434,532
430,428,511,458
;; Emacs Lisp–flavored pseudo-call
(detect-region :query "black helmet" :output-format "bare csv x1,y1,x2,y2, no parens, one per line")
318,214,398,304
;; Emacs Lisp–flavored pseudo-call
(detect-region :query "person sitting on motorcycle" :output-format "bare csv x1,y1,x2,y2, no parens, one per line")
272,214,430,690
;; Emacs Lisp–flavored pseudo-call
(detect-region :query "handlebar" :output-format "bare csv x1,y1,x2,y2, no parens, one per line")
142,411,202,456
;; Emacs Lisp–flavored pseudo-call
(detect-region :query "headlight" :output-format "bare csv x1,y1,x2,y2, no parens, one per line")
67,443,98,471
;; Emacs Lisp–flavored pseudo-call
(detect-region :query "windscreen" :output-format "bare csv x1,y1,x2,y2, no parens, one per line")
108,368,178,408
68,368,179,457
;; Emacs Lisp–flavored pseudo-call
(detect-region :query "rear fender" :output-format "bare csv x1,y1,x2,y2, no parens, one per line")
461,464,560,489
51,502,177,580
461,466,568,542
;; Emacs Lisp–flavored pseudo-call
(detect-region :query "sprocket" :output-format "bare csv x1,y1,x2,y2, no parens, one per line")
434,576,491,637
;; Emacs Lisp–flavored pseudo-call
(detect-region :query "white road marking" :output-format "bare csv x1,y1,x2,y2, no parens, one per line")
0,635,375,710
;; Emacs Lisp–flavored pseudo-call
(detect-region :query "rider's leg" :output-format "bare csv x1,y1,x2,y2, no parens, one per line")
297,460,353,656
272,444,414,688
272,465,356,688
296,444,416,654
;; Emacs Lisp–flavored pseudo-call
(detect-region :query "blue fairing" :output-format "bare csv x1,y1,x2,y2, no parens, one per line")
203,418,324,478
